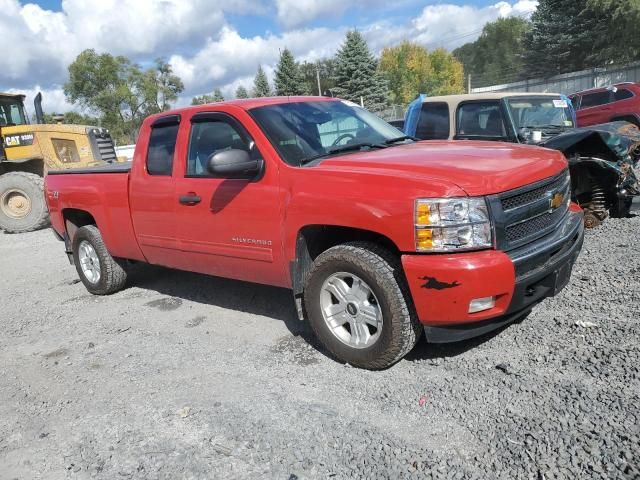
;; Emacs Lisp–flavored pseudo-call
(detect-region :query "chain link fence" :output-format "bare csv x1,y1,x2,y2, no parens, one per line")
377,104,406,122
471,61,640,96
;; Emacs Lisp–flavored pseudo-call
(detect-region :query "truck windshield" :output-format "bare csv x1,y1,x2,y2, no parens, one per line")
507,97,574,130
0,97,28,126
249,100,405,165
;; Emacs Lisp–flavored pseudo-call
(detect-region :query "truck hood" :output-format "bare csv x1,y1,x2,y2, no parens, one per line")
316,141,568,196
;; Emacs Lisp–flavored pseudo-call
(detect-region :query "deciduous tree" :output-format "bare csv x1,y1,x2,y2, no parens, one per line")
453,17,529,86
380,42,432,105
300,59,336,96
64,49,183,143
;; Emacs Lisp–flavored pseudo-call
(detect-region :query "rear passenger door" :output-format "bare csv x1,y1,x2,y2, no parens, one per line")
130,114,183,267
577,91,612,126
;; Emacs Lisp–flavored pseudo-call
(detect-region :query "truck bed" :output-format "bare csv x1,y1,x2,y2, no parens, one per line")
45,164,145,262
48,162,132,175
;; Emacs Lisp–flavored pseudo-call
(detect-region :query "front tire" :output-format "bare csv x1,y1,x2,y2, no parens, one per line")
0,172,50,233
304,242,422,370
72,225,127,295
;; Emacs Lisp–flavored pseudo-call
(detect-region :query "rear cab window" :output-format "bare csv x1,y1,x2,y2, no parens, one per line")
146,115,180,176
455,101,507,139
613,88,634,102
416,102,450,140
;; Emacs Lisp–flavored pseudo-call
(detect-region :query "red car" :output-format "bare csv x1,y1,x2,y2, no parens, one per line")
44,96,584,369
569,82,640,127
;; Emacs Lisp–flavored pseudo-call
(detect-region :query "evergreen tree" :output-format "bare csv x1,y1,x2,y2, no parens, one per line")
586,0,640,65
252,65,272,97
212,88,224,102
191,88,225,105
274,48,306,96
235,85,249,99
332,30,389,112
523,0,599,78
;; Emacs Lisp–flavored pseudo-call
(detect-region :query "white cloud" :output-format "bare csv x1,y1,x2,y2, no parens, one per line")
0,0,264,88
5,86,74,114
0,0,539,108
275,0,349,28
411,1,538,49
170,25,345,98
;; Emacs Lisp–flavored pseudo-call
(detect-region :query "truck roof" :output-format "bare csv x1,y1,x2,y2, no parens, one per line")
147,95,337,122
0,93,26,100
422,92,563,104
570,82,639,96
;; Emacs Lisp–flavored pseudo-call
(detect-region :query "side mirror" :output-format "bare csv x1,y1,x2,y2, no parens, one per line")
207,149,263,179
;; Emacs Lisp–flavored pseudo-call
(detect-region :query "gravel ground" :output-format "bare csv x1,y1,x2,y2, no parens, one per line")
0,215,639,479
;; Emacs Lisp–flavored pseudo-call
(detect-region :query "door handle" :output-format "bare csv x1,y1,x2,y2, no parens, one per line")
179,194,201,205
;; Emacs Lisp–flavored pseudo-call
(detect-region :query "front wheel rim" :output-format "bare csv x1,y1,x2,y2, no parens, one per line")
319,272,383,349
78,240,101,284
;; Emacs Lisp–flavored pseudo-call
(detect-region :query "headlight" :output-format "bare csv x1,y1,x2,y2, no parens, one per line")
415,198,492,252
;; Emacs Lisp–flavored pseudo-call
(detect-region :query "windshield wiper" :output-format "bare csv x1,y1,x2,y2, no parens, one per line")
300,142,387,165
384,135,418,145
523,124,565,130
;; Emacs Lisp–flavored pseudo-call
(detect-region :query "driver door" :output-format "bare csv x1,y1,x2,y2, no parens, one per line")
171,110,285,287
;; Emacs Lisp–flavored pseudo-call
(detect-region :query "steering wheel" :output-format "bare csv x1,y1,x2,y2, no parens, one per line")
332,133,355,146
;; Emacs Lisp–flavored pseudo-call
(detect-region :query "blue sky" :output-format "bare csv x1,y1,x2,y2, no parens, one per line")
1,0,537,111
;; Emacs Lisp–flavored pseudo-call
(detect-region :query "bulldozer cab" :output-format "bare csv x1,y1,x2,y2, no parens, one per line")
0,94,29,128
0,92,121,233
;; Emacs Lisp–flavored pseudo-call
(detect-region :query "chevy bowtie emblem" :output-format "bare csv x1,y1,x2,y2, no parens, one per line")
549,192,564,210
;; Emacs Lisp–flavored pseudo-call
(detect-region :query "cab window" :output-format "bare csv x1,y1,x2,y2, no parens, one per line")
456,102,506,138
416,103,450,140
146,120,179,176
187,116,259,177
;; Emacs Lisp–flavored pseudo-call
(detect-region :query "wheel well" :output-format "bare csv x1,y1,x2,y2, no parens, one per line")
63,208,96,242
569,161,619,206
0,158,44,177
290,225,401,310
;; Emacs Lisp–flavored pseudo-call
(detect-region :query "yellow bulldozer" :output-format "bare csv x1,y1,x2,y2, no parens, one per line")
0,92,119,233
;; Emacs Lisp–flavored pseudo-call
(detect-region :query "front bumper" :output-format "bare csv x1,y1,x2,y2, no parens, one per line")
401,206,584,343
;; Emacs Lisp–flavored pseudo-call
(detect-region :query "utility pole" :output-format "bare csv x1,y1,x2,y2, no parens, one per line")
316,63,322,96
468,74,472,94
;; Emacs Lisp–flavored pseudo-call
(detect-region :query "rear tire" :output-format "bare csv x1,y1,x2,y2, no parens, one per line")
0,172,49,233
304,242,422,370
72,225,127,295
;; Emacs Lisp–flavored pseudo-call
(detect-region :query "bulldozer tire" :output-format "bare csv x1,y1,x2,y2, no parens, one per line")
0,172,50,233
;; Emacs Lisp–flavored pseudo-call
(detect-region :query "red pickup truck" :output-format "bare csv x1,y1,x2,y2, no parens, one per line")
45,97,584,369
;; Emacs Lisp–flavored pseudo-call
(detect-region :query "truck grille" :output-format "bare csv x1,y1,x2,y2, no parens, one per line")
489,169,571,251
87,128,117,163
501,172,569,211
505,204,567,242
